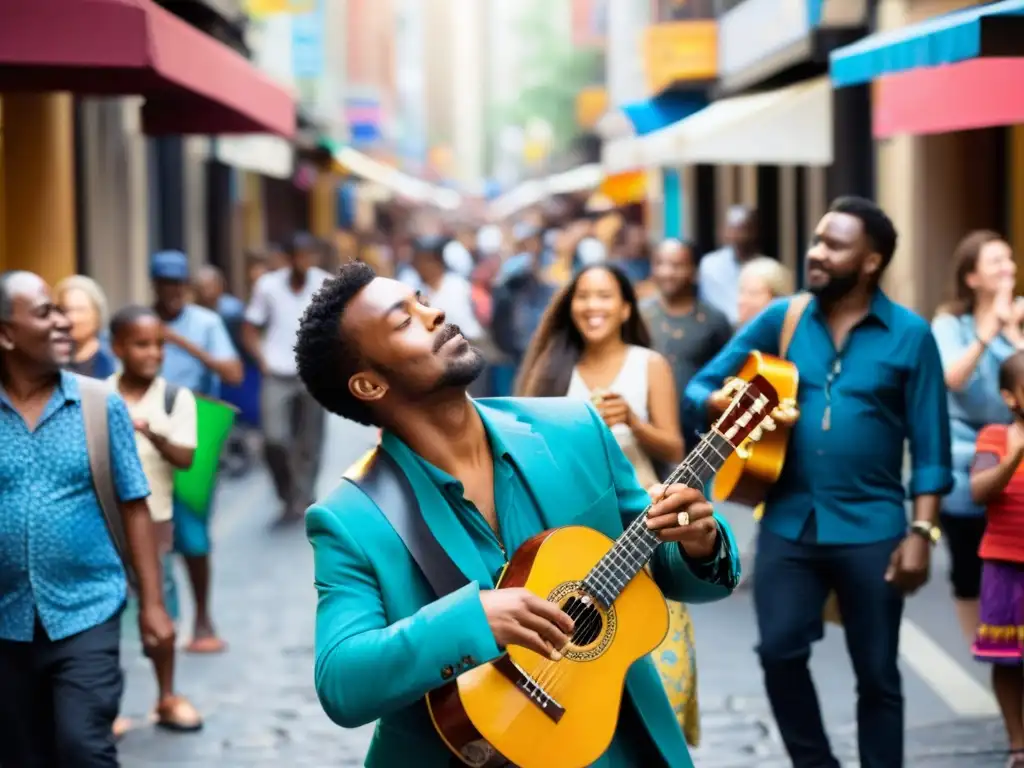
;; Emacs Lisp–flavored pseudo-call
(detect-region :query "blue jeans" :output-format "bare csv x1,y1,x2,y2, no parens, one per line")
754,528,904,768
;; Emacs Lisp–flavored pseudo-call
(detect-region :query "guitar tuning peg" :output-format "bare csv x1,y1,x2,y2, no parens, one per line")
749,426,764,442
761,416,777,432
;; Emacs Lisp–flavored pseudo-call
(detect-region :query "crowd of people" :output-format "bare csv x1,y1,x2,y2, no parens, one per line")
3,190,1024,767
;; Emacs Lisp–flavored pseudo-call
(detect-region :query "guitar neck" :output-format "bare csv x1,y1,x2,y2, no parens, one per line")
581,428,733,608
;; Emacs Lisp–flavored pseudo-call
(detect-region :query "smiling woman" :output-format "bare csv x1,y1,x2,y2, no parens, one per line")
54,274,117,380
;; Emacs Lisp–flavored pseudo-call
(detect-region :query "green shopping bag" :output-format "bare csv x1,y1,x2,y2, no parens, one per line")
173,395,237,516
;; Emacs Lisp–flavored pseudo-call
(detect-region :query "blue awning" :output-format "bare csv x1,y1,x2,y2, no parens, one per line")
619,93,707,136
830,0,1024,88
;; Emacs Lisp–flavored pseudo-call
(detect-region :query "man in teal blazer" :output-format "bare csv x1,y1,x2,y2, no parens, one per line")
296,263,740,767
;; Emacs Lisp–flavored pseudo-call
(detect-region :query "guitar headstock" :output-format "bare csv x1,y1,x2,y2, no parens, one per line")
712,374,780,449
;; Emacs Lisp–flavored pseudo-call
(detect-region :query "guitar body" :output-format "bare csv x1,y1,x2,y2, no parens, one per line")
426,526,670,768
712,351,799,507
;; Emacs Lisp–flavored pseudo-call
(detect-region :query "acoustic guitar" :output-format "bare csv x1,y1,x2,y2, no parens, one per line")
711,351,799,508
426,376,779,768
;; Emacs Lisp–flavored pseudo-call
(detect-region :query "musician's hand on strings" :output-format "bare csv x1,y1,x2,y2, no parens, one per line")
644,484,719,560
480,588,575,661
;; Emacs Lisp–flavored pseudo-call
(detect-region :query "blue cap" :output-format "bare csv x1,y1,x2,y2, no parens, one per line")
150,250,190,282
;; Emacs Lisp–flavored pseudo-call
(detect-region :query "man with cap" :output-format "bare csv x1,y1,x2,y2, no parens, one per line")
151,249,242,654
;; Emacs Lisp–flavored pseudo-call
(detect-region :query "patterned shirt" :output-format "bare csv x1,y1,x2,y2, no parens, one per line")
0,371,151,642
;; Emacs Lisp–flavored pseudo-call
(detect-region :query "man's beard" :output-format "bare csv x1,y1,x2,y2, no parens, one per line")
807,268,859,302
435,346,486,390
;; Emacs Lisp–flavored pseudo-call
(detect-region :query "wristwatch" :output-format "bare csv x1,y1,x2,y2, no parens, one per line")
910,521,942,545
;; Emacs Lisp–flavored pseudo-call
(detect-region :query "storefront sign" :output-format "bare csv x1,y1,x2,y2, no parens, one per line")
718,0,812,81
576,87,609,129
643,21,718,94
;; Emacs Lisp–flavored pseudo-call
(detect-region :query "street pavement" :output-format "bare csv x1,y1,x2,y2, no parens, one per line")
118,415,1008,767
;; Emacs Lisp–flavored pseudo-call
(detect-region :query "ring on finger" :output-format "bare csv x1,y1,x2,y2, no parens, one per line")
676,511,690,527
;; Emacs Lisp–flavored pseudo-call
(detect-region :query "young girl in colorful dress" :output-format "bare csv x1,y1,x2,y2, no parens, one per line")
970,351,1024,767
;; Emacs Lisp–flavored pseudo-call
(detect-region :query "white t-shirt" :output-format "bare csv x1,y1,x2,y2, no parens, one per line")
245,267,330,376
111,376,198,523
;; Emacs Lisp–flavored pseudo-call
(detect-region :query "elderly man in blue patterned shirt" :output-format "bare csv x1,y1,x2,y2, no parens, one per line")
0,271,174,767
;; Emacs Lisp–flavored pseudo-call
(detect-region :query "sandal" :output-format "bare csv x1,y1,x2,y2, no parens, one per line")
185,635,227,654
153,695,204,732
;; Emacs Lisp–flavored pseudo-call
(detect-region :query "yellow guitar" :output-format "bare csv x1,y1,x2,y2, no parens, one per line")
712,351,799,508
426,376,779,768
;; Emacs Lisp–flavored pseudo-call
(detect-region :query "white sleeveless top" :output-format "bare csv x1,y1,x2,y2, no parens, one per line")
566,345,658,487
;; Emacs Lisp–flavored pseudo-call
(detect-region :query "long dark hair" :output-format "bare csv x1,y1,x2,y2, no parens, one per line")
515,264,651,397
936,229,1006,317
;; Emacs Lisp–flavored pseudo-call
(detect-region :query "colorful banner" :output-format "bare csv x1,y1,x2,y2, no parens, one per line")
291,0,325,80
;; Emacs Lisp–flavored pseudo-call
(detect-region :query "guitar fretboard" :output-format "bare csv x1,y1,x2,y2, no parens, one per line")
581,429,733,608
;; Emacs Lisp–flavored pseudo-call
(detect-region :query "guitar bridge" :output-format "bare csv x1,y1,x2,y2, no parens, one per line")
493,656,565,723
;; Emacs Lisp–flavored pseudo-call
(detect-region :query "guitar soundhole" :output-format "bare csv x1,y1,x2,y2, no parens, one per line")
563,596,602,646
546,581,616,661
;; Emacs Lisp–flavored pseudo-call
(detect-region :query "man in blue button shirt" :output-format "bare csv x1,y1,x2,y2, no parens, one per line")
685,197,952,768
0,271,174,767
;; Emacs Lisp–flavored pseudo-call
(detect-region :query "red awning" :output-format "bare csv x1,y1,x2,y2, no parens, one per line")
873,57,1024,138
0,0,296,138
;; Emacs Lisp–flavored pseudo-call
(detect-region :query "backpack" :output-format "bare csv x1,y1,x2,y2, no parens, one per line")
76,376,183,591
76,375,137,591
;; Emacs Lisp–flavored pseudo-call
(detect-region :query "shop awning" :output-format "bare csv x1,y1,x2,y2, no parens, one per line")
600,95,707,174
333,146,462,211
830,0,1024,88
620,94,707,136
663,77,832,166
873,57,1024,137
0,0,296,137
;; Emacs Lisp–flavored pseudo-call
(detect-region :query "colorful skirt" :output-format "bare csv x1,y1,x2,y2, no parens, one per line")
972,560,1024,665
652,600,701,747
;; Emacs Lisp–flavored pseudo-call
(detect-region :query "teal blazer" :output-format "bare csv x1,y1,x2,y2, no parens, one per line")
307,397,740,767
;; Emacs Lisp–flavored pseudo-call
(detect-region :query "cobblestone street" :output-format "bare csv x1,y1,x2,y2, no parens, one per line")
117,416,1009,767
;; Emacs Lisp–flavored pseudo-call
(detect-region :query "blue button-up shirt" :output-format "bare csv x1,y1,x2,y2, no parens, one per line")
0,372,151,642
685,291,953,545
162,304,239,399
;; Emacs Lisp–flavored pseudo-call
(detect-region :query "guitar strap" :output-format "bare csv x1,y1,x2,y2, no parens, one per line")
345,447,470,598
779,292,813,359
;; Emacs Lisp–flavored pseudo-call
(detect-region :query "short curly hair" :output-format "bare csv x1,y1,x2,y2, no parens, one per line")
295,261,379,425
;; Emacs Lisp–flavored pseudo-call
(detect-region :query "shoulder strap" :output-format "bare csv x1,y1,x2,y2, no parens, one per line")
163,382,181,415
779,292,813,360
344,447,469,599
76,375,138,590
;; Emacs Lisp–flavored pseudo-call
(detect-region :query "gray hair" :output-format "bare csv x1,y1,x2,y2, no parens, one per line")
55,274,110,329
0,270,32,322
738,257,794,298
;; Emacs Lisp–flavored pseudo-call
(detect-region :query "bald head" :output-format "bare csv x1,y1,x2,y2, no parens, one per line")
0,271,41,322
194,265,226,310
656,239,686,259
725,206,759,255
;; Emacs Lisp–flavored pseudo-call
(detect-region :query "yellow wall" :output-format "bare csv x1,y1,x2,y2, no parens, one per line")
0,93,77,285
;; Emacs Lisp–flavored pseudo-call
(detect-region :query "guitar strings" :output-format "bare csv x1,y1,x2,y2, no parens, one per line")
528,386,765,698
528,433,727,697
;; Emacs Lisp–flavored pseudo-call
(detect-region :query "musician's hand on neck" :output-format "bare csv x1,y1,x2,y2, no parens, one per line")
644,483,719,559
